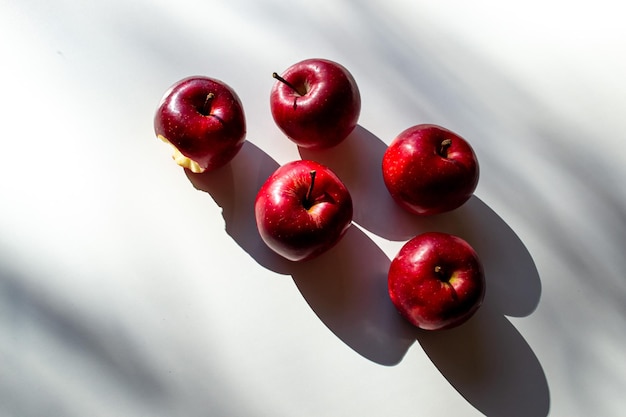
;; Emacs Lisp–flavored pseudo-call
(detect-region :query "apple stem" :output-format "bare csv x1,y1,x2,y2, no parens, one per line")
304,170,317,208
439,139,452,157
272,72,306,96
434,265,448,281
202,92,215,115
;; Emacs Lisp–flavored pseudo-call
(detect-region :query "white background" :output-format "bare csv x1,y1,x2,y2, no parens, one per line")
1,1,625,416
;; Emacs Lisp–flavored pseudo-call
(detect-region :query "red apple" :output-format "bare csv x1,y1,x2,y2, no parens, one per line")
255,160,353,262
382,124,479,216
388,232,485,330
154,76,246,173
270,58,361,150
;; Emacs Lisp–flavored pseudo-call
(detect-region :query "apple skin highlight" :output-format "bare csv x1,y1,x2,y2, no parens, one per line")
382,124,479,216
270,58,361,150
155,76,246,173
388,232,485,330
255,160,353,262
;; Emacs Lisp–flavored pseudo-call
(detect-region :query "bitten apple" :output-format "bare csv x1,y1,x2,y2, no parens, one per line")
154,76,246,173
255,160,353,262
382,124,479,215
270,58,361,150
388,232,485,330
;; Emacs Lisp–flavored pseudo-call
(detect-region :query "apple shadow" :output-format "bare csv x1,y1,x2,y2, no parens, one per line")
301,125,549,415
186,141,294,275
299,125,427,242
186,140,416,365
416,303,550,417
300,125,541,319
187,137,549,414
289,225,417,365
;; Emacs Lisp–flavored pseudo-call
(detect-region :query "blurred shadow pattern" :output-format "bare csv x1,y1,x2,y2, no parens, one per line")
5,0,626,416
0,267,167,416
258,1,624,414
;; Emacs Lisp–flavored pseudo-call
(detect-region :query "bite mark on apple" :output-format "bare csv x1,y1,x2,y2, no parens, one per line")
157,134,204,173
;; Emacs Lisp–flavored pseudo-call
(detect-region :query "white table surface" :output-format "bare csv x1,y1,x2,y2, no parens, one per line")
2,1,625,416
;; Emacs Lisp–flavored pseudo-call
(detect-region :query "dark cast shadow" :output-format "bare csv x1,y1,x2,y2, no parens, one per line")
186,140,416,365
186,141,294,275
301,125,549,416
299,125,541,319
416,302,550,417
188,135,549,415
288,225,417,365
299,125,421,242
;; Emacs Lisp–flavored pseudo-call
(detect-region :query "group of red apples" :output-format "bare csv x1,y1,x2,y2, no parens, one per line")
154,58,484,331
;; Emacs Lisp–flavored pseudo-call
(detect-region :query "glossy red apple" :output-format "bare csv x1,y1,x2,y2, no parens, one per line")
382,124,479,215
388,232,485,330
154,76,246,173
255,160,353,262
270,58,361,150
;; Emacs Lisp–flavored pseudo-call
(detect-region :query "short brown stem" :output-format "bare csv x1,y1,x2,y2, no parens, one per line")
304,170,317,208
434,265,449,281
272,72,306,96
439,139,452,157
202,92,215,115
